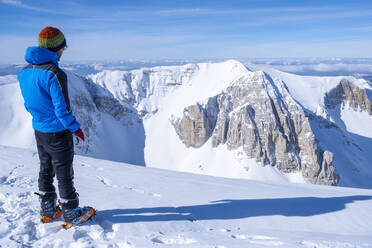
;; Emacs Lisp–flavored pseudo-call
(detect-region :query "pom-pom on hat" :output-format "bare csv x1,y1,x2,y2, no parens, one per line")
38,26,66,52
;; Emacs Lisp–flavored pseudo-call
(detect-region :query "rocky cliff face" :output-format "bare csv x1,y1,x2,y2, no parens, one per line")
87,64,199,118
64,73,145,163
325,79,372,115
172,71,339,185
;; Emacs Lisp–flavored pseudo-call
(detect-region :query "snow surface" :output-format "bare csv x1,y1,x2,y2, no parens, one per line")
1,145,372,247
0,75,34,149
341,107,372,139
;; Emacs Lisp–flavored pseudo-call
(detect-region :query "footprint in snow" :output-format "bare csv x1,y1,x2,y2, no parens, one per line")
0,165,35,188
231,234,248,239
72,229,94,244
97,176,118,188
126,186,145,194
150,192,161,197
123,185,161,198
80,163,91,168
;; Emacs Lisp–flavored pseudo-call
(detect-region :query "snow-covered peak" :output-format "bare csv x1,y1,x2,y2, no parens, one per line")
87,60,249,118
248,63,370,114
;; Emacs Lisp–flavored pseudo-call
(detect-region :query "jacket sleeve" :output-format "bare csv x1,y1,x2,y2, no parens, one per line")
49,72,80,132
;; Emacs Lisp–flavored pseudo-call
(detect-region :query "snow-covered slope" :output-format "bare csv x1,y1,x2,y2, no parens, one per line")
0,71,146,165
1,145,372,247
0,74,35,149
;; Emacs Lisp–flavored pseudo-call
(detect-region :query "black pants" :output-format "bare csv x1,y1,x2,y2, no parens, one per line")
35,130,77,200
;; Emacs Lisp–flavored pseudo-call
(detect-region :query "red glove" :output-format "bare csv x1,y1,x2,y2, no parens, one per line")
74,128,85,141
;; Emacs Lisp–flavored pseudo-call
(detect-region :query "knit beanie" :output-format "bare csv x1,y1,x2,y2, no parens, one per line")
38,26,67,52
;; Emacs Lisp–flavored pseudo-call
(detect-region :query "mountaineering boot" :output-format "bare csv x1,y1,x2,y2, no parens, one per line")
60,197,95,229
35,192,62,223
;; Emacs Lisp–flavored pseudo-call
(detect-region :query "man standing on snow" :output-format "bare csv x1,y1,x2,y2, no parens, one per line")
18,26,94,229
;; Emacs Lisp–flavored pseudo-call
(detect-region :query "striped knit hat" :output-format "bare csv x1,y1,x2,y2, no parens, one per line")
38,26,67,52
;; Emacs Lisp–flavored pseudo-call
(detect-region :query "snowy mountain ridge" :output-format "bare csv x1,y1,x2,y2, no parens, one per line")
0,60,372,188
86,60,248,118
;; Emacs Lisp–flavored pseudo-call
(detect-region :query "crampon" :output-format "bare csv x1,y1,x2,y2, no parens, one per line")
40,205,62,223
61,206,96,229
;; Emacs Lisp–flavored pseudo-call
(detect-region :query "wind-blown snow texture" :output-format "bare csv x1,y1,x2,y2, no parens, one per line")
0,145,371,247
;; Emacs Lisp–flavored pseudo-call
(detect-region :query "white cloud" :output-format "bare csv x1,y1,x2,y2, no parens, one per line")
0,0,61,13
211,39,372,58
346,26,372,32
2,31,372,64
263,63,372,76
152,7,327,16
1,0,21,4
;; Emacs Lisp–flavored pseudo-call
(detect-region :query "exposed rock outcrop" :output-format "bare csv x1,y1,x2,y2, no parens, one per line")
171,97,219,148
93,96,132,121
172,71,339,185
325,79,372,115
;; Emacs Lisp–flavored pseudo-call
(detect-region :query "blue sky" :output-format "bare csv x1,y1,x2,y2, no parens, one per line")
0,0,372,62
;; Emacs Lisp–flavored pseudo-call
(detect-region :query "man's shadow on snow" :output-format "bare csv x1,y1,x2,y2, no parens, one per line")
96,195,372,230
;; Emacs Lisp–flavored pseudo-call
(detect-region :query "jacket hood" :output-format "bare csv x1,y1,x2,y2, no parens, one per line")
25,46,60,65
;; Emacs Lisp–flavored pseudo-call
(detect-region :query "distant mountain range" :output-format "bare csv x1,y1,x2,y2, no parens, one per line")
0,60,371,188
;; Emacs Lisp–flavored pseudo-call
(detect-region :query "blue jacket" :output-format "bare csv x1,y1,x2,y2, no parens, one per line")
17,47,80,133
